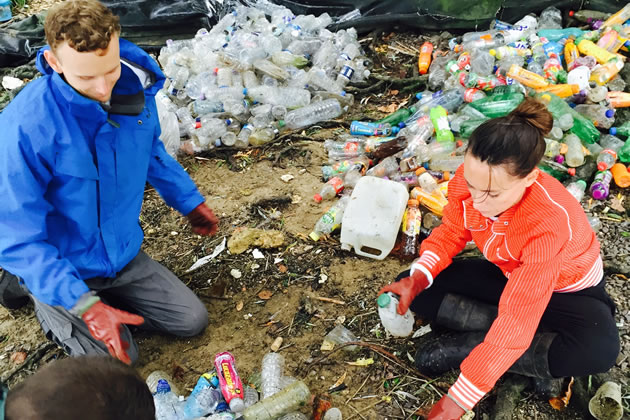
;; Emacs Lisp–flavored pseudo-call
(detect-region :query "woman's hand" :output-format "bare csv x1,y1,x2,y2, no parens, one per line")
377,270,430,314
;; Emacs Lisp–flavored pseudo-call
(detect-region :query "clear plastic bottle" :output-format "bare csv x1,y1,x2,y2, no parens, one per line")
588,215,602,233
309,196,351,241
573,104,615,129
243,386,259,408
284,99,343,130
590,170,613,200
147,371,181,396
401,116,434,158
429,155,465,172
154,380,184,420
377,292,414,337
314,177,344,203
183,385,222,419
323,407,343,420
564,134,585,167
587,85,609,103
365,155,400,178
596,149,618,171
246,86,311,109
261,352,285,399
538,6,562,29
565,180,587,202
470,49,495,76
249,127,278,146
399,200,422,260
279,414,308,420
241,381,311,420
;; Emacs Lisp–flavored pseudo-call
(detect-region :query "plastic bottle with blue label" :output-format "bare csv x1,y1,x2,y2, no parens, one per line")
183,373,222,419
154,380,184,420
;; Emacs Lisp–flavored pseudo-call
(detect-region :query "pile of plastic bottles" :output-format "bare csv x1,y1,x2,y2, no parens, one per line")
309,4,630,250
147,351,343,420
155,3,370,157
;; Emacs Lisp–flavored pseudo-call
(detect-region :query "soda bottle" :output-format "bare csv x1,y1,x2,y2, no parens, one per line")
573,104,615,129
398,200,422,260
430,106,454,143
569,10,611,23
309,196,351,241
215,352,245,413
590,170,613,200
596,149,618,171
536,84,580,98
463,88,487,103
410,187,449,216
241,381,311,420
507,64,549,89
610,122,630,138
469,93,524,118
375,107,416,126
543,53,567,83
350,121,395,136
459,118,489,138
377,292,415,337
611,163,630,187
537,93,600,144
314,177,344,203
370,136,408,160
619,138,630,163
564,134,585,167
565,180,587,202
324,139,365,161
418,42,433,75
321,156,370,181
607,91,630,108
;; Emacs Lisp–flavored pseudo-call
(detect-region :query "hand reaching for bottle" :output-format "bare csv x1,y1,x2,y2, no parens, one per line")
377,269,430,315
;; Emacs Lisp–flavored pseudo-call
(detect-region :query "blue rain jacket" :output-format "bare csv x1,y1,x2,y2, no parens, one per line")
0,39,204,310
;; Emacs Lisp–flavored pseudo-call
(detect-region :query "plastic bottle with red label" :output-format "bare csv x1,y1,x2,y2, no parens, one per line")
214,352,245,413
314,177,344,202
418,42,433,75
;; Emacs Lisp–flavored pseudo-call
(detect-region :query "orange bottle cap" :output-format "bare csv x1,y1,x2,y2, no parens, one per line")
443,171,451,181
408,199,419,207
415,167,427,176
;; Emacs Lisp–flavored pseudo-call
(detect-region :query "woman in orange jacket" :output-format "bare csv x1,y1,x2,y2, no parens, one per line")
379,98,619,419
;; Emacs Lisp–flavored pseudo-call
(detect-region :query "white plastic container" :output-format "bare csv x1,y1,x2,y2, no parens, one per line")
340,176,409,260
567,66,591,91
377,292,414,337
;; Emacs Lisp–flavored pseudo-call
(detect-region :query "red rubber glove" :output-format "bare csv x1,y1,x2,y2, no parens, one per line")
377,269,430,315
82,301,144,365
427,395,467,420
187,202,219,236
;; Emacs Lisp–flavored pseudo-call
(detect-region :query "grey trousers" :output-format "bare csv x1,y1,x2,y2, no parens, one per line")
31,252,208,364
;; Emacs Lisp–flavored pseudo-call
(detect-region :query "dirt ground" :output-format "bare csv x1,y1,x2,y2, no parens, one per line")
1,5,630,418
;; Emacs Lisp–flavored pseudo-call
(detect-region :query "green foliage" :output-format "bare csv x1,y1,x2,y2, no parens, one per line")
11,0,28,11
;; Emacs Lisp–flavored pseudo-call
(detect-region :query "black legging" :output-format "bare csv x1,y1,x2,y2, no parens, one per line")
398,259,620,378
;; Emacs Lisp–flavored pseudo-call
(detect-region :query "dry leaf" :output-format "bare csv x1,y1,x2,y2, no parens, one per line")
236,300,244,311
549,377,574,410
277,264,288,273
10,351,26,364
347,357,374,366
329,371,347,390
610,194,625,213
377,103,398,113
258,290,273,300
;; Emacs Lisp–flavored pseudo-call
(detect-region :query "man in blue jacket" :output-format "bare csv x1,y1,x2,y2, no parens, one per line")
0,0,219,364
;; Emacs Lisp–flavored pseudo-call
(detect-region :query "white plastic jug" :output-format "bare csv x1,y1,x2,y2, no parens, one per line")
340,176,409,260
567,66,591,91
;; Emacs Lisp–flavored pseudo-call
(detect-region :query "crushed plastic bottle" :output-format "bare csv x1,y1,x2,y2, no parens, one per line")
309,196,351,241
241,381,311,420
377,292,414,337
154,380,184,420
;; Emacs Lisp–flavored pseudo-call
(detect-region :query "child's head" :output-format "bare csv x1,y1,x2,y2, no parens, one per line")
464,97,553,218
4,356,154,420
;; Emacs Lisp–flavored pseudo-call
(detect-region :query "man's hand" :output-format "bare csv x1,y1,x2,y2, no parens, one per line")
427,394,467,420
187,202,219,236
81,301,144,364
377,270,430,315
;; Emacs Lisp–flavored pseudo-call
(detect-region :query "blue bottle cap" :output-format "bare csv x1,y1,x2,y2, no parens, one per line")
156,379,171,393
398,122,406,128
569,102,576,108
415,92,423,100
605,109,615,118
610,127,617,135
242,88,248,96
215,401,229,412
215,139,222,147
392,126,400,134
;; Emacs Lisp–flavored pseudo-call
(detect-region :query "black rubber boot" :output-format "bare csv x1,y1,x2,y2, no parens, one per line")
435,293,498,332
0,270,29,309
415,331,486,376
508,332,562,398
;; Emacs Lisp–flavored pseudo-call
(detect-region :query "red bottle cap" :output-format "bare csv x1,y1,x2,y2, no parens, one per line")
313,194,323,203
567,168,576,176
597,162,607,171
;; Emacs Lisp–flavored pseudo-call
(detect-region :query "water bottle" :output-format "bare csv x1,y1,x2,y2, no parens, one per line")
350,121,395,136
183,380,222,419
309,196,351,241
365,155,400,178
377,292,414,337
470,49,495,76
241,381,311,420
207,413,235,420
538,6,562,29
283,99,343,130
261,352,285,399
279,414,308,420
565,180,587,202
564,134,585,167
147,371,181,396
243,386,259,408
324,408,343,420
429,155,465,172
154,380,184,420
246,86,311,109
590,170,613,200
574,105,615,130
596,149,618,171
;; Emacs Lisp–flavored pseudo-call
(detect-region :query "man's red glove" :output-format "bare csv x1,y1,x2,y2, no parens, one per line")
377,269,430,315
82,301,144,365
427,394,467,420
187,202,219,236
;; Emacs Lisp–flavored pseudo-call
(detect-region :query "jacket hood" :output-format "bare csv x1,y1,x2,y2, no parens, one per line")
36,38,165,96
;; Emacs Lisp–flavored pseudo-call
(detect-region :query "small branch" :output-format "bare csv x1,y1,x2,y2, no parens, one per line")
312,296,346,305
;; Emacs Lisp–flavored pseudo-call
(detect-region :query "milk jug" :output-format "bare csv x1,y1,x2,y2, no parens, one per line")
340,176,409,260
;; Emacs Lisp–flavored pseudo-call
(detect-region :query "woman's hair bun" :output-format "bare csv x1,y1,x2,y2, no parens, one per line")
508,97,553,136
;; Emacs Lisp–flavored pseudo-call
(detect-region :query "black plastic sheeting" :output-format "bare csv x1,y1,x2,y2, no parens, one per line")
0,0,625,68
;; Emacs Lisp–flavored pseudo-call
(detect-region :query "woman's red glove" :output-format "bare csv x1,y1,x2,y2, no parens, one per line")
187,203,219,236
427,394,467,420
377,270,430,314
81,301,144,364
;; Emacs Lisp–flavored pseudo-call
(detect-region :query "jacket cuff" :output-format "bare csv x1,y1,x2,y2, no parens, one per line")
448,373,487,411
69,291,101,317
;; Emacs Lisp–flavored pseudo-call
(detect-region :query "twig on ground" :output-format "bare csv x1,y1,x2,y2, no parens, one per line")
346,375,371,405
312,296,346,305
1,342,57,383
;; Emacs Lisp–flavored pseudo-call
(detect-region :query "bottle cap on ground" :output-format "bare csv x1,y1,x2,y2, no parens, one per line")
309,231,321,241
313,194,323,203
229,397,245,412
377,293,391,308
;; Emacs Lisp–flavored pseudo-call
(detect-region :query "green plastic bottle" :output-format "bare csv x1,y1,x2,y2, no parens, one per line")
376,107,416,126
430,106,455,143
618,139,630,163
536,93,600,144
458,118,489,139
469,93,524,118
610,122,630,138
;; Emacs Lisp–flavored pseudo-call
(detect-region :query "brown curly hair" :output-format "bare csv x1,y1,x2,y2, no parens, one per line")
44,0,121,53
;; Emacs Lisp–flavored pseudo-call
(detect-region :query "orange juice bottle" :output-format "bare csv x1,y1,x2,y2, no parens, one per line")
608,91,630,108
507,64,549,89
536,84,580,98
410,187,449,217
564,36,580,70
418,42,433,75
611,163,630,187
577,39,617,64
